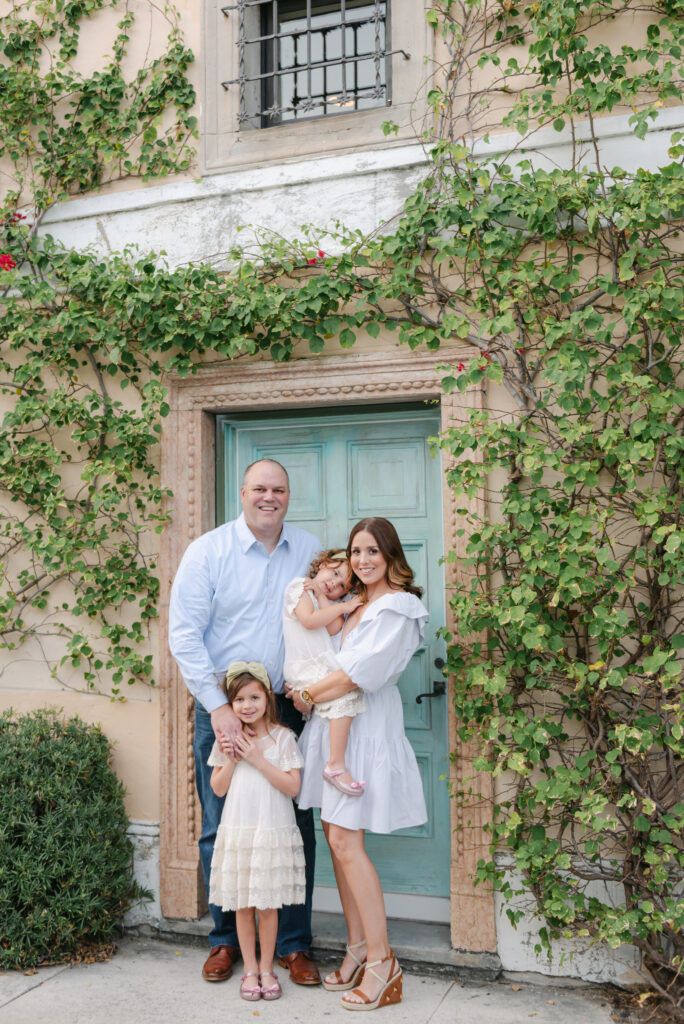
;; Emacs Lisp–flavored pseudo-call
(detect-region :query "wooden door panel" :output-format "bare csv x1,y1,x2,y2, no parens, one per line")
218,406,450,896
349,438,427,517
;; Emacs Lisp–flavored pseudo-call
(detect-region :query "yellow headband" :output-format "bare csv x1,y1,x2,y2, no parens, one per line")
224,660,271,691
329,550,347,561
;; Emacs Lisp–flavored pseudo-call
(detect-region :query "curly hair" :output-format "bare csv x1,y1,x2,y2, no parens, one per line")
347,518,423,601
306,548,351,589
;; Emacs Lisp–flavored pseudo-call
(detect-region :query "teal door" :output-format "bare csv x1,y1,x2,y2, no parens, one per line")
217,404,450,898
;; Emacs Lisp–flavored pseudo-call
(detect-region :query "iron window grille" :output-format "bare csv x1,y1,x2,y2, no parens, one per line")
221,1,407,129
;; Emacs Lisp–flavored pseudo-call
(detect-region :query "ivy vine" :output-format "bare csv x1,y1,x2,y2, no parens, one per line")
0,0,682,1010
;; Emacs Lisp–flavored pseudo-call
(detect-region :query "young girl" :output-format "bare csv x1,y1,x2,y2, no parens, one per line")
208,661,305,1002
283,550,366,796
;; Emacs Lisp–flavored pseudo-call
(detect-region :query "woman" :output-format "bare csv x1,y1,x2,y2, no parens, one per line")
292,517,428,1011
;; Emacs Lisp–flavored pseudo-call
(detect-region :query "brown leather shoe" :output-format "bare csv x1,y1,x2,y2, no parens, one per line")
277,950,321,985
202,944,241,982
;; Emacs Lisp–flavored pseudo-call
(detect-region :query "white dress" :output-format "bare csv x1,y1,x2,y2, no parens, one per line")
208,726,306,910
283,577,365,720
297,592,429,833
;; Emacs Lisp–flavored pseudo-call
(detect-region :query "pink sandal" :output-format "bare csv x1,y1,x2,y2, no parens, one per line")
322,765,366,797
240,972,261,1001
260,971,282,1000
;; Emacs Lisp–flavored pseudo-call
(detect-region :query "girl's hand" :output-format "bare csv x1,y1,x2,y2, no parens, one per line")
345,594,364,613
234,733,263,766
302,578,317,593
217,731,238,758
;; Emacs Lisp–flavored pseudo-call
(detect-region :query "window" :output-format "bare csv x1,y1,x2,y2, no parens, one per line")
203,0,431,173
221,1,392,130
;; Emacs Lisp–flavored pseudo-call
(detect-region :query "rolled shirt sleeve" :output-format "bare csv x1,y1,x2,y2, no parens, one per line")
333,597,428,695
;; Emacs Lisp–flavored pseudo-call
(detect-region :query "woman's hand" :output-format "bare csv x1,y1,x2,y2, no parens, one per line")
285,681,310,716
291,690,309,715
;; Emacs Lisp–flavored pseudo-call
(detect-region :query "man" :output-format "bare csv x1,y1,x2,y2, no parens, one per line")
168,458,322,985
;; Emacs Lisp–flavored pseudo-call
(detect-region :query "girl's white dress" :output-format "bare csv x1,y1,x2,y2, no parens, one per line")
297,592,429,833
283,577,365,720
208,726,305,910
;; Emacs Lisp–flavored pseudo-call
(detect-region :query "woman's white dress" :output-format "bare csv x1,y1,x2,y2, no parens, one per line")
283,577,365,720
297,592,429,833
208,726,306,910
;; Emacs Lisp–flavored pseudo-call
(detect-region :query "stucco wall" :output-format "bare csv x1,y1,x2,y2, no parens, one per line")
3,16,682,973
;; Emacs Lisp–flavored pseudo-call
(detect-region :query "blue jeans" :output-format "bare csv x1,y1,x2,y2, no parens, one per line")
194,698,315,955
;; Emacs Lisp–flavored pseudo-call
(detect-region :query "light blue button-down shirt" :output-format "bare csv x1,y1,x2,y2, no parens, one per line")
168,514,321,708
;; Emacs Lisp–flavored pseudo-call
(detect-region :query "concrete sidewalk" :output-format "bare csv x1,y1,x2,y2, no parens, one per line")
0,935,623,1024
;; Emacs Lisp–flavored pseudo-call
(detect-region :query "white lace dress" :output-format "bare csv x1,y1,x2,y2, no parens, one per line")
208,726,305,910
283,577,365,720
297,592,429,833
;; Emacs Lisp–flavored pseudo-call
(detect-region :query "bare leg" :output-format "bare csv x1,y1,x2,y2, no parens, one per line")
326,823,398,1004
325,716,363,790
236,907,261,997
322,820,366,985
257,907,282,998
257,907,278,976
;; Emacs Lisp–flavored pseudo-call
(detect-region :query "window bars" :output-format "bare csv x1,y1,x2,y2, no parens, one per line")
221,1,407,129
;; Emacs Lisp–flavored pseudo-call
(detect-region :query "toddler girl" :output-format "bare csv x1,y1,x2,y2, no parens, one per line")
283,549,366,796
208,660,305,1002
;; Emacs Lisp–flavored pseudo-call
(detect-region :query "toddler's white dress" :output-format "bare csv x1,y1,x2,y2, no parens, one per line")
208,725,305,910
297,592,429,834
283,577,365,720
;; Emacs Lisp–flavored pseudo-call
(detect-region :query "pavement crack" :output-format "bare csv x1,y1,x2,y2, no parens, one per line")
0,964,70,1013
425,979,457,1022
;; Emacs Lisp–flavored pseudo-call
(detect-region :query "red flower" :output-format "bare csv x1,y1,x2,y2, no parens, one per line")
482,349,490,360
0,253,17,270
456,362,466,371
11,212,26,223
307,258,317,265
317,249,326,258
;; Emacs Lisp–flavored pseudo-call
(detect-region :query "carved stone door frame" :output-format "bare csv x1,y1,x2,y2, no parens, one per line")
158,347,496,953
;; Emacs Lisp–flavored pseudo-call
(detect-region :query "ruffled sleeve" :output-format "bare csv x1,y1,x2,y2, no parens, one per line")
334,593,428,695
284,577,309,618
207,739,228,767
277,727,305,770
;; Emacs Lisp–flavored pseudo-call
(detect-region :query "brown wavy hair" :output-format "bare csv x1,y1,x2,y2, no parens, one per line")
306,548,351,589
223,672,279,728
347,518,423,600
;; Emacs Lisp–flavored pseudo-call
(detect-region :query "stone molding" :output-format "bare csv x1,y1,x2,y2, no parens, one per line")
159,347,496,951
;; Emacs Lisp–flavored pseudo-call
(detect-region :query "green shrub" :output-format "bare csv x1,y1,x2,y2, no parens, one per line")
0,708,148,969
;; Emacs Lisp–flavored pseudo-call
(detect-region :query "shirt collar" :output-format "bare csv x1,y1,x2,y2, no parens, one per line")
235,512,290,553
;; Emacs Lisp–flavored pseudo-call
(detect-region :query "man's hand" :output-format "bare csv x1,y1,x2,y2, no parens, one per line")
211,703,243,758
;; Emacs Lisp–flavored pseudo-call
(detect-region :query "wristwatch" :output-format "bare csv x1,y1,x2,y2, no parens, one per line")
300,689,315,705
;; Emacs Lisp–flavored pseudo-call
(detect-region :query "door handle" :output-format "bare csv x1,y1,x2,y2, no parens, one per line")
415,679,446,704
